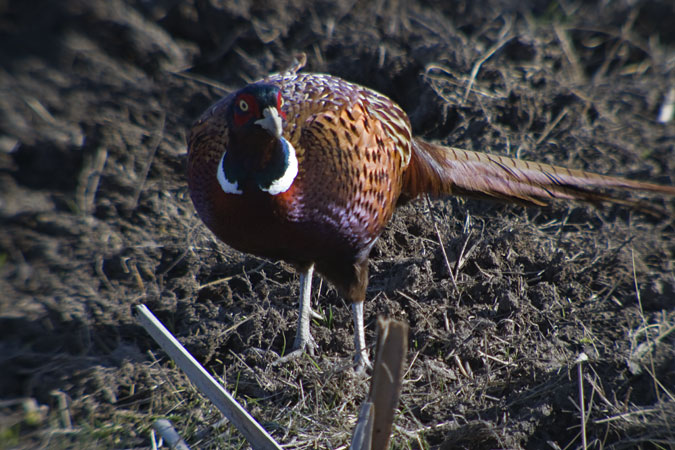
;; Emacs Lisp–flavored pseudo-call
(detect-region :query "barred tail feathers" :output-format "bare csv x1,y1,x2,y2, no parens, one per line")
402,139,675,212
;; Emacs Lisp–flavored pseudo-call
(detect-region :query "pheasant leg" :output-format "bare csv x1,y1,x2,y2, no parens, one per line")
275,265,318,364
352,301,371,373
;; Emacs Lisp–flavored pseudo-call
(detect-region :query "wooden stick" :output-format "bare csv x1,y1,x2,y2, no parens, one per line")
350,402,374,450
351,317,409,450
369,317,409,450
135,304,282,450
153,419,190,450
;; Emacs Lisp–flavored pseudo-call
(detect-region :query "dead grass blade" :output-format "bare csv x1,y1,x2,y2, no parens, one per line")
135,304,282,450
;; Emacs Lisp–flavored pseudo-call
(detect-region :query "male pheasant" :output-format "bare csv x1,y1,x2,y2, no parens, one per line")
187,68,675,372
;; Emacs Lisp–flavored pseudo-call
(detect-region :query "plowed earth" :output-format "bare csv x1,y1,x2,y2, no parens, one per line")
1,1,674,448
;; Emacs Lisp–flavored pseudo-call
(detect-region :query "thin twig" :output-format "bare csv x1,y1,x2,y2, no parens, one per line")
169,71,229,92
657,87,675,123
131,111,166,210
198,261,266,290
576,353,589,450
50,390,72,430
463,21,513,103
453,225,472,282
631,248,662,403
425,196,458,293
76,146,108,214
554,24,585,82
535,107,568,146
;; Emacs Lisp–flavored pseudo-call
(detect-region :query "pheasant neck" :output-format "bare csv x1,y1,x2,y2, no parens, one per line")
218,130,298,196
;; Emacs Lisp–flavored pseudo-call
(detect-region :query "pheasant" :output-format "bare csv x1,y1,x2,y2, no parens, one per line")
187,66,675,372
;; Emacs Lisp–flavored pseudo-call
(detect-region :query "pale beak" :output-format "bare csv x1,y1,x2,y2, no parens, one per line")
254,106,283,138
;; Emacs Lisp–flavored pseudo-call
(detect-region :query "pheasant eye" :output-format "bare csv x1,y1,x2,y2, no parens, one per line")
239,99,249,112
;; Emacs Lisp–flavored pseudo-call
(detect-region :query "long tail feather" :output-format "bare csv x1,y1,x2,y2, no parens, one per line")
402,139,675,215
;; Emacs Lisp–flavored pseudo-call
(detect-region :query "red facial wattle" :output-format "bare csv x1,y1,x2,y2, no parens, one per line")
233,93,260,128
277,91,287,119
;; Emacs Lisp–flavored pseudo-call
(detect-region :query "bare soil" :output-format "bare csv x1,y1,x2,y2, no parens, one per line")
1,0,674,448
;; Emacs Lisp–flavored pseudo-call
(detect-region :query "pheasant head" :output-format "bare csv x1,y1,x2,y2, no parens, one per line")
218,83,298,195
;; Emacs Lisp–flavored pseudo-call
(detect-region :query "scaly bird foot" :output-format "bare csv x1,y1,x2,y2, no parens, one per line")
353,348,372,375
272,332,318,365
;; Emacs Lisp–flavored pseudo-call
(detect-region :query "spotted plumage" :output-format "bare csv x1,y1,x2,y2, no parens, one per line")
187,67,675,372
